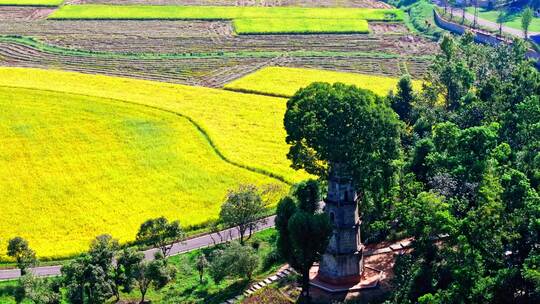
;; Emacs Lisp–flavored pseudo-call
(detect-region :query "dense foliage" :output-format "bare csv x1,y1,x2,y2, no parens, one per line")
281,28,539,303
385,33,540,303
284,81,402,242
275,180,331,301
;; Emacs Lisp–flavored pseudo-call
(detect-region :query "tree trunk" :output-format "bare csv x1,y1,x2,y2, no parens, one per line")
199,271,203,283
473,0,478,28
239,226,246,245
114,286,120,302
301,268,311,303
140,288,147,304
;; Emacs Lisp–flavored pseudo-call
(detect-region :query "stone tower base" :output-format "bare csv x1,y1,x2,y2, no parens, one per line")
309,264,382,293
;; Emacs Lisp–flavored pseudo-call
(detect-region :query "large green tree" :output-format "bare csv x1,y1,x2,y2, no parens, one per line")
136,217,185,257
62,235,118,304
284,82,401,192
219,184,266,245
284,82,402,240
7,237,37,276
288,211,332,301
522,7,534,39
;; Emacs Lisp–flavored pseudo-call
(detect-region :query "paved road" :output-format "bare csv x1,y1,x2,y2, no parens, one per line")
434,3,540,38
0,215,276,281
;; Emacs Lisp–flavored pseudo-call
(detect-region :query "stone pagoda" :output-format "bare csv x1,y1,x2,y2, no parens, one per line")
318,163,364,284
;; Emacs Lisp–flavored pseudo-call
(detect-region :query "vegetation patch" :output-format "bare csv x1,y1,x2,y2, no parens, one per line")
224,67,422,97
233,18,369,35
0,0,62,6
0,229,283,304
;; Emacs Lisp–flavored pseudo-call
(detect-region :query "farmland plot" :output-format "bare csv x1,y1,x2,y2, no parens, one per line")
49,5,403,21
0,66,314,258
0,5,435,84
48,5,403,34
0,18,434,56
0,39,430,87
0,0,63,6
224,66,423,97
0,85,285,258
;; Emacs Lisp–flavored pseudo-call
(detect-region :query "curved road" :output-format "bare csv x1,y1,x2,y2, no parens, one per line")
0,215,275,281
434,2,540,38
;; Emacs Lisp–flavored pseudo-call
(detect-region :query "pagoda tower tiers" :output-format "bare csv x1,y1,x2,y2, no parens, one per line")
318,163,364,284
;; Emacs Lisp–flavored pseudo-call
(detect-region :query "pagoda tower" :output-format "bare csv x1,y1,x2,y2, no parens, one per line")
318,163,364,284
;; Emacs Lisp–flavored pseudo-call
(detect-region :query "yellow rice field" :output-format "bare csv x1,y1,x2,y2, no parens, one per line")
0,67,304,259
224,67,423,97
0,66,410,258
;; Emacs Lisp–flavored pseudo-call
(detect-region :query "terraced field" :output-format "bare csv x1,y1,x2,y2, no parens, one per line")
49,5,403,21
68,0,393,8
0,0,437,259
224,67,423,97
0,0,62,6
0,4,435,86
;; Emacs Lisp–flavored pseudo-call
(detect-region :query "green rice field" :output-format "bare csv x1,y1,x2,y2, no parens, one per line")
233,18,369,34
0,0,63,6
48,5,403,21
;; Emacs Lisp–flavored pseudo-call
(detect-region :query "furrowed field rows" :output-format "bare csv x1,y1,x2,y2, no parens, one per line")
0,40,431,85
70,0,392,8
0,19,435,55
0,6,54,20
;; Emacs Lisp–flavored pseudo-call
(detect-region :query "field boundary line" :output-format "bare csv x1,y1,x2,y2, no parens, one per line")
0,84,293,185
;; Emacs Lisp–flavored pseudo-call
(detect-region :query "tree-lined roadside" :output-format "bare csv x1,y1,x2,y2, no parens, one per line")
433,1,540,38
0,215,276,281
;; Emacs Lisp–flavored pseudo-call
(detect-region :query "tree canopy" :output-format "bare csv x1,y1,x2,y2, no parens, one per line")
384,33,540,303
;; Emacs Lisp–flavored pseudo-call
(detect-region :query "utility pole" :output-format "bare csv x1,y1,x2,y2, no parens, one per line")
473,0,479,28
